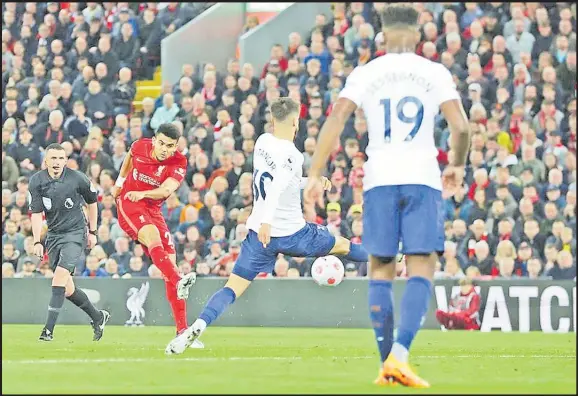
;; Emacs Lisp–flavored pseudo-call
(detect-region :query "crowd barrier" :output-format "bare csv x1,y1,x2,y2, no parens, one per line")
2,278,575,333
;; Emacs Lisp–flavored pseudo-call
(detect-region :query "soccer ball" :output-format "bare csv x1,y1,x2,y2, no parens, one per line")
311,255,345,287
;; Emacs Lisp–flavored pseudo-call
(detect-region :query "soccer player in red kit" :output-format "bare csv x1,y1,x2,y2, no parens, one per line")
435,277,481,330
112,123,196,336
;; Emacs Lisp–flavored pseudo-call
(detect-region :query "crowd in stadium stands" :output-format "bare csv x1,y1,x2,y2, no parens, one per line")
1,3,576,282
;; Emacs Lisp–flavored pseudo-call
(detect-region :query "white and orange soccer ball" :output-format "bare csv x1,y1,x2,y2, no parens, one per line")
311,255,345,287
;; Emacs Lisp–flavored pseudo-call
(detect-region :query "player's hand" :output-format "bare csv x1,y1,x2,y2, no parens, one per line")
320,176,332,191
124,191,145,202
87,233,97,249
442,166,464,197
304,176,324,204
33,243,44,259
258,223,272,248
111,185,121,199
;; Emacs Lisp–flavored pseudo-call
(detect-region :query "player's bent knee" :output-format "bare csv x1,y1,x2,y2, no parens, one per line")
224,274,252,299
52,266,71,287
329,236,350,255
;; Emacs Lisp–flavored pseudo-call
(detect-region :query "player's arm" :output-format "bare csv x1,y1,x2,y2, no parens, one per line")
300,177,331,190
28,176,45,245
308,98,358,179
140,177,181,200
77,172,99,233
307,67,363,183
114,149,133,189
136,161,187,201
441,99,470,167
437,64,470,167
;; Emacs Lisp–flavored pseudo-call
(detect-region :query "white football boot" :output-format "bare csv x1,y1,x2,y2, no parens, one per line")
165,320,206,355
176,272,196,300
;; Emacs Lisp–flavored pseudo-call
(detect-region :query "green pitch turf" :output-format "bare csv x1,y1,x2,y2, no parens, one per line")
1,325,575,394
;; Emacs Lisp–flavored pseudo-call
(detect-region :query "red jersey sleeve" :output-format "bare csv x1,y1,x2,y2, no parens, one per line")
167,155,187,185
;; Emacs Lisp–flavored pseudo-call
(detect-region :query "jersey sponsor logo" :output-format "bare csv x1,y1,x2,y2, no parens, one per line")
133,168,161,187
154,166,166,177
174,167,185,177
125,281,150,326
65,198,74,209
42,197,52,210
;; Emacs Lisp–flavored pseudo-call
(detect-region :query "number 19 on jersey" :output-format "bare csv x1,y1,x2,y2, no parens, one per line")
380,96,424,143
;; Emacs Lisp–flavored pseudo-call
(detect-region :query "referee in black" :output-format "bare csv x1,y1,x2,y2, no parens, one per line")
29,143,110,341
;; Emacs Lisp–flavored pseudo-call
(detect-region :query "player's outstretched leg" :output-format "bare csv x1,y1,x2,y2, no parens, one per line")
328,236,369,263
138,225,196,300
165,273,252,355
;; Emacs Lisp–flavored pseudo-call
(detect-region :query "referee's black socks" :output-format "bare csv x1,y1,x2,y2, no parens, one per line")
67,288,102,322
45,286,66,333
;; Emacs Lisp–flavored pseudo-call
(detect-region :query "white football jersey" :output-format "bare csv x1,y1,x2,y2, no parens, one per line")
246,133,306,237
339,53,460,191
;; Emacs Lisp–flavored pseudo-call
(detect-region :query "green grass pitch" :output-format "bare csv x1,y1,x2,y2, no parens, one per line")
1,325,576,394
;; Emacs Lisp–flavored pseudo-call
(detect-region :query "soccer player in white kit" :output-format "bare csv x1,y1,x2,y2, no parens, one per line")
165,97,370,355
305,5,471,388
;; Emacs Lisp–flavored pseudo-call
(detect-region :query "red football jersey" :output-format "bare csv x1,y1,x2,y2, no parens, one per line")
121,138,187,207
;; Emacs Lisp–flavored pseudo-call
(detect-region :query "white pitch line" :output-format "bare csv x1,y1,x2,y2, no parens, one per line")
2,355,575,365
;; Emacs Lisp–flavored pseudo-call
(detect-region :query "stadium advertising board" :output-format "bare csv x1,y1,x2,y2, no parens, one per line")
2,279,575,333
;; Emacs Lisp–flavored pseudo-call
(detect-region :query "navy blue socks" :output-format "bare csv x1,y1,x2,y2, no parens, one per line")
368,280,395,363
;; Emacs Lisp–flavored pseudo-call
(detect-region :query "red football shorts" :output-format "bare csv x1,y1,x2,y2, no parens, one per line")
117,198,176,255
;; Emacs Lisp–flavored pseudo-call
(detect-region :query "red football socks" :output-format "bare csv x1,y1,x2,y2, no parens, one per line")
149,243,181,286
165,280,188,333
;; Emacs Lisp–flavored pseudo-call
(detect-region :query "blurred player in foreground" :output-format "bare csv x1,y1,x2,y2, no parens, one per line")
304,5,470,388
30,143,109,341
165,97,370,354
435,278,481,331
113,123,196,340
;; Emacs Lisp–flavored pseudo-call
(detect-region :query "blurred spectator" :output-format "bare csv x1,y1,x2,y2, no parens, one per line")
1,2,575,282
